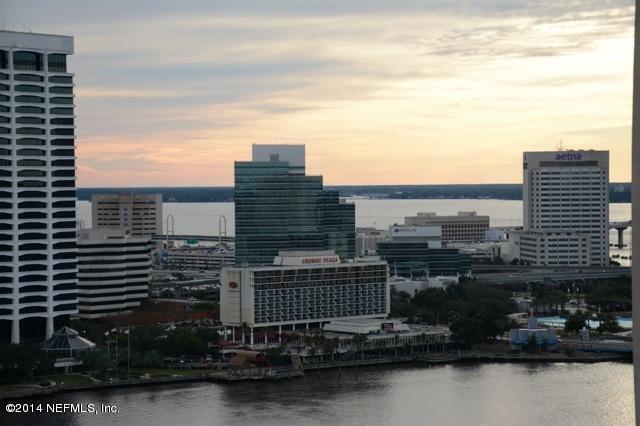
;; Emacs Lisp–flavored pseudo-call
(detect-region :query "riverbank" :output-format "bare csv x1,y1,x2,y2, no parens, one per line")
0,350,631,402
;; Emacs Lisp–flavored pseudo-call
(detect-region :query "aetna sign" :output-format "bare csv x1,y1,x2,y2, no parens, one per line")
555,152,582,161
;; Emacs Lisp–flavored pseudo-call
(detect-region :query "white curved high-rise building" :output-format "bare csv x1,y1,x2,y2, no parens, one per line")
0,31,77,343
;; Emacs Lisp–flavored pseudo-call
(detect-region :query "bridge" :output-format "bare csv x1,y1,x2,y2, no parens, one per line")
153,234,235,244
609,221,632,248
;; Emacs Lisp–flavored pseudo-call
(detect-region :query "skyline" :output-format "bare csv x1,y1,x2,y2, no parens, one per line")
4,0,635,186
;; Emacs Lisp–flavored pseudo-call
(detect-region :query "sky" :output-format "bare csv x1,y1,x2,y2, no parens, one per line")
3,0,635,187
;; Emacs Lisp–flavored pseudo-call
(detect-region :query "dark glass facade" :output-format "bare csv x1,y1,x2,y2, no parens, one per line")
377,241,471,278
235,161,355,265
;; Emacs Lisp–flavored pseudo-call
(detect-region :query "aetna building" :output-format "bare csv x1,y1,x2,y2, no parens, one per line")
511,150,609,266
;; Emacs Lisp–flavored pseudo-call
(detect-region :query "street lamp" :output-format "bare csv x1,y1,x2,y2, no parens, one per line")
111,328,118,378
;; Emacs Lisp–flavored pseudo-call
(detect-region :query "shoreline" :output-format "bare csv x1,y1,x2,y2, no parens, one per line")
0,351,631,402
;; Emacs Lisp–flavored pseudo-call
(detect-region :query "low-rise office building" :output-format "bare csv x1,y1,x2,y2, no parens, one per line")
509,230,591,266
377,225,471,278
356,227,389,256
404,211,490,242
77,228,151,319
220,250,389,343
91,193,163,238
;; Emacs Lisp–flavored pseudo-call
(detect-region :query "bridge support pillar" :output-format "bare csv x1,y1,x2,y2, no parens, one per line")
616,227,627,248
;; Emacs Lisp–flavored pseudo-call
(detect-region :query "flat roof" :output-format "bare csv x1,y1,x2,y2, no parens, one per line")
0,30,73,54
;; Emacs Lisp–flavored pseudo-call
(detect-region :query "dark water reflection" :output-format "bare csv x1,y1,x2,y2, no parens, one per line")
4,362,634,426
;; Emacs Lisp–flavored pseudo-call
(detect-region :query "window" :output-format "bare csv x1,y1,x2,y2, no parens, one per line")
49,86,72,94
15,95,44,104
49,75,72,84
14,74,43,82
18,170,45,177
51,139,74,146
16,106,44,114
47,54,67,72
50,97,73,105
17,127,45,135
13,51,44,71
15,84,44,93
51,128,74,135
0,50,7,69
50,117,74,125
18,180,46,188
17,159,45,166
17,148,45,156
16,117,45,124
50,107,73,115
17,138,45,146
0,116,9,123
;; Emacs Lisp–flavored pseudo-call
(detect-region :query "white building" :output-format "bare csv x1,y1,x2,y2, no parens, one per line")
355,227,388,256
513,150,609,266
0,31,77,343
77,228,151,319
220,250,389,343
404,211,490,242
91,193,163,238
389,225,442,247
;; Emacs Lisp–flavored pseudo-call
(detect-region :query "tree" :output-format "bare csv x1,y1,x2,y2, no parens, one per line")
163,328,205,357
143,350,162,369
0,343,53,384
597,315,622,334
450,317,484,347
79,348,108,374
526,334,538,354
565,311,588,333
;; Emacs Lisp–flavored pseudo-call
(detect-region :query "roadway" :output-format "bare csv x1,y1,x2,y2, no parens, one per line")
474,268,630,285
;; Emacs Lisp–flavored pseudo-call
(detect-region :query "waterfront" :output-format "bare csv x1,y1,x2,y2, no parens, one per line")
6,362,633,425
77,198,633,260
77,199,634,233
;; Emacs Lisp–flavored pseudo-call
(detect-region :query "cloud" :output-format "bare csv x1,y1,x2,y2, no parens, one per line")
3,0,634,185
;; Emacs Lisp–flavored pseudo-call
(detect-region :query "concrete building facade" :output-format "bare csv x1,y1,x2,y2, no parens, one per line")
77,228,151,319
0,31,77,343
404,211,490,242
91,193,162,238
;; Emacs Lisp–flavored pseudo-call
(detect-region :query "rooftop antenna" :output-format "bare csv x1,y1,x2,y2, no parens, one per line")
556,139,564,152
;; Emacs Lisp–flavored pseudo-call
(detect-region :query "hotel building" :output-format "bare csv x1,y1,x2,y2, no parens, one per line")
77,228,151,319
234,145,355,265
0,31,77,343
91,193,162,238
220,251,389,343
512,150,609,266
404,211,490,242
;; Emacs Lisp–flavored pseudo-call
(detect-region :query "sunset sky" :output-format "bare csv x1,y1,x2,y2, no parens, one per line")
4,0,635,187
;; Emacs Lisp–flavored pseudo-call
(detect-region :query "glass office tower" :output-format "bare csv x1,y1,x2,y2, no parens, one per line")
234,145,355,266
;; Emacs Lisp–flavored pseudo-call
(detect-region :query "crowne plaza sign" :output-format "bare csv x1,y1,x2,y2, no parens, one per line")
302,256,340,264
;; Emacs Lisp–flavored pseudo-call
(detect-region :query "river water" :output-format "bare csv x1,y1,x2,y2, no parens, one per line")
76,199,633,260
65,199,635,424
6,362,634,425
